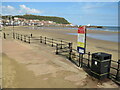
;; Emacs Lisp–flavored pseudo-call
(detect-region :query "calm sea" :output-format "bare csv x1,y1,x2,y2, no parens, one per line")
67,33,119,43
27,26,119,32
87,26,119,32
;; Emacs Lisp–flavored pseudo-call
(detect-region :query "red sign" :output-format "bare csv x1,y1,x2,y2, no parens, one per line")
78,26,85,34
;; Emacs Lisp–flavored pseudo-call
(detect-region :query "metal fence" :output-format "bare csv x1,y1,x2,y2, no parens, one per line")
109,60,120,84
14,33,31,44
56,42,120,85
3,32,120,85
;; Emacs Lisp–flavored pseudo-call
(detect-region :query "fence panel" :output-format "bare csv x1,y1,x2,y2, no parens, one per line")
109,60,120,84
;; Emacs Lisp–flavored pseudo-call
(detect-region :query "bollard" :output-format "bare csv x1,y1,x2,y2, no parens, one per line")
45,37,46,44
3,33,6,39
56,44,58,54
52,39,53,47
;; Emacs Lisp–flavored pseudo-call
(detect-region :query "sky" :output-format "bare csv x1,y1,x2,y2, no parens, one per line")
1,2,119,26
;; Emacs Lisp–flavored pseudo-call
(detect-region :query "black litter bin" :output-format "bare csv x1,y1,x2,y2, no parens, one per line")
91,52,111,80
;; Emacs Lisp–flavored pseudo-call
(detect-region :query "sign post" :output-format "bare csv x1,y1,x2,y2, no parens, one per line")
77,26,86,54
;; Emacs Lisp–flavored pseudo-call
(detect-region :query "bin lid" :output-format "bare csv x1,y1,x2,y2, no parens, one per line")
92,52,111,57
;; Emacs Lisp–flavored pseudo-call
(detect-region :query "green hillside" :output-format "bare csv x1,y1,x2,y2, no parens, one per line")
12,14,70,24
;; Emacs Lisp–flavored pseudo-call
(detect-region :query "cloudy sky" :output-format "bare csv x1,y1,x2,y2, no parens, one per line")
2,2,118,26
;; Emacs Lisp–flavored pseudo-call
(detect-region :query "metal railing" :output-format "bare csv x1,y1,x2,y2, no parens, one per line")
109,60,120,84
14,33,31,44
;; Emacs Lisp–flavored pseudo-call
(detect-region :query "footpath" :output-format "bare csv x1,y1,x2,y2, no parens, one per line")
2,37,118,88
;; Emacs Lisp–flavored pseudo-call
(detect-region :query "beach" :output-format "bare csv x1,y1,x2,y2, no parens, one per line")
4,26,119,60
1,26,119,88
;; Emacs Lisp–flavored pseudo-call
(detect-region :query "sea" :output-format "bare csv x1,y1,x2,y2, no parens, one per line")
27,26,120,43
28,26,119,32
87,26,119,32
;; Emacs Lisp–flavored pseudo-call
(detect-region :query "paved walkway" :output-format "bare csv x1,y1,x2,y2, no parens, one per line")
2,37,118,88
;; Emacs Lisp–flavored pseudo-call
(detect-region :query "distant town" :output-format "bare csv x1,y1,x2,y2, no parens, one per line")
1,14,74,27
1,14,104,28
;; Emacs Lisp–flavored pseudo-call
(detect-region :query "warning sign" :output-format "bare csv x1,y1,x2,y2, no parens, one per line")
77,26,86,54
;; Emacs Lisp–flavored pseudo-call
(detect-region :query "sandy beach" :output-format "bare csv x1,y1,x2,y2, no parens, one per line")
1,26,119,88
4,26,119,60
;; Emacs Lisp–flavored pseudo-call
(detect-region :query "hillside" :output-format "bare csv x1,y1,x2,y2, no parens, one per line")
2,14,70,24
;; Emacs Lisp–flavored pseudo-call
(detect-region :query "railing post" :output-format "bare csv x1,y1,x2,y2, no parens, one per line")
52,39,53,47
28,36,30,44
80,54,83,68
25,35,27,42
108,57,111,78
31,34,32,38
16,33,18,39
17,33,18,39
16,33,17,39
45,37,46,44
13,32,15,39
116,59,120,81
68,42,72,60
18,34,19,39
56,44,58,54
40,36,42,43
79,53,81,67
88,52,90,68
3,33,6,39
21,35,22,41
24,35,25,42
60,40,62,49
24,35,26,42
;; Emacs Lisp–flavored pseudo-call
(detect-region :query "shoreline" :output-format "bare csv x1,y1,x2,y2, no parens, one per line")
3,26,119,33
